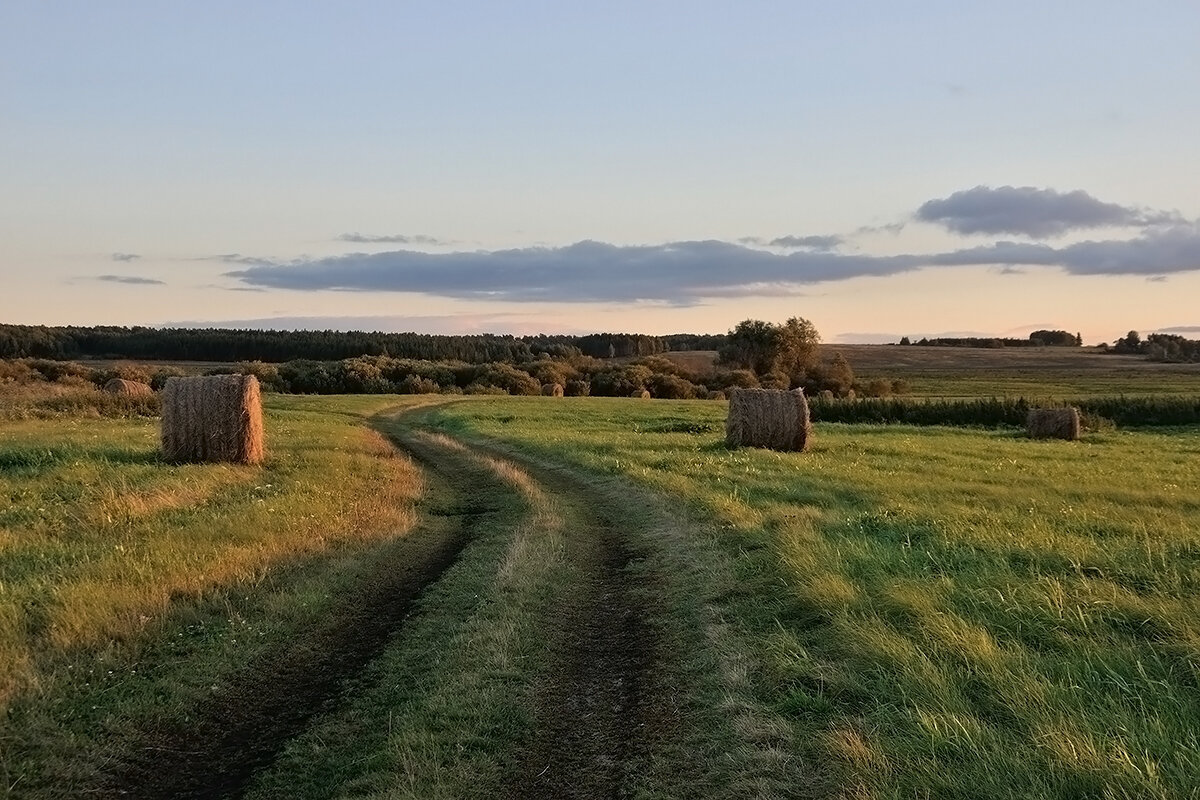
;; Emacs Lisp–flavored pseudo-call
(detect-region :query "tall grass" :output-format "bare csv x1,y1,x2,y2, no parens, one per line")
0,395,427,790
427,397,1200,798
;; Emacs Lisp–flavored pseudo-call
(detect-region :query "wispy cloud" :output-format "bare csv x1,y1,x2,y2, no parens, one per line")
223,224,1200,304
768,234,843,251
111,252,141,262
95,274,166,285
211,253,282,267
336,233,449,246
917,185,1183,238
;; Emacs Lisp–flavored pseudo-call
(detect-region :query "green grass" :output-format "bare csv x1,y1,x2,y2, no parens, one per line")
423,397,1200,799
6,388,1200,797
0,395,428,791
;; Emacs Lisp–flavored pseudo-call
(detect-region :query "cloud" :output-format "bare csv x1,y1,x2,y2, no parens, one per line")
769,234,843,251
337,233,448,246
94,274,166,285
111,252,141,262
211,253,282,267
1157,325,1200,334
226,240,921,304
223,225,1200,303
916,185,1183,238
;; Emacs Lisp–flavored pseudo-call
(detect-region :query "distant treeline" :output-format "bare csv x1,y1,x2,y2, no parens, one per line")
900,330,1082,348
810,395,1200,427
0,324,726,363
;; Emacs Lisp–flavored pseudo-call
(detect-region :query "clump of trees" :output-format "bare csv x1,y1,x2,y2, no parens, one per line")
1110,331,1200,362
716,317,900,398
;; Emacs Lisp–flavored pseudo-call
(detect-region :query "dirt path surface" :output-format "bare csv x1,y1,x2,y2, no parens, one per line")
488,451,670,800
96,419,677,799
100,433,507,799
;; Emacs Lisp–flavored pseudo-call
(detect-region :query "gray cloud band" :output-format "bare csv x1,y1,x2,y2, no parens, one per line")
224,226,1200,303
917,185,1182,238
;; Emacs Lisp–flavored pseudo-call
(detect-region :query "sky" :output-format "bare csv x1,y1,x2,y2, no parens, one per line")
3,1,1199,344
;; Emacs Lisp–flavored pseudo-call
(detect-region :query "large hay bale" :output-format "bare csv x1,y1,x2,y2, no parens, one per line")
631,389,651,399
103,378,153,396
725,387,812,451
1027,407,1081,441
162,375,264,464
542,382,564,397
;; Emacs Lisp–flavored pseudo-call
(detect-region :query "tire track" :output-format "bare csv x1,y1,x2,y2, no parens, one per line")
441,440,674,800
99,432,517,800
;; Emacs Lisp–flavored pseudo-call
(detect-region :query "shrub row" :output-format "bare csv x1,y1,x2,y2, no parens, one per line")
808,396,1200,428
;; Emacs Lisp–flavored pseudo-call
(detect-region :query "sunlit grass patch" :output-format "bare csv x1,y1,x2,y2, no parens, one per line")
428,396,1200,797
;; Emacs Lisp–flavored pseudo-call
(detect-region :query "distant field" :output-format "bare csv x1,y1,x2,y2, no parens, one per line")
664,346,1200,397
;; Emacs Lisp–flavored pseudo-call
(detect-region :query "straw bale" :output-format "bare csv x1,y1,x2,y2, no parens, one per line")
103,378,153,396
1027,407,1081,441
542,382,565,397
161,375,264,464
725,387,812,451
631,389,651,399
819,390,835,401
707,390,726,401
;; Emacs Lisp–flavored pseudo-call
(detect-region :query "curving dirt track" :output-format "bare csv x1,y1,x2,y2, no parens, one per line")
92,419,676,799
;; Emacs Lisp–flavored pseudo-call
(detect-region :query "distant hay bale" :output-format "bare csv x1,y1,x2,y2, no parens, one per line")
542,382,564,397
819,390,835,401
725,387,812,452
103,378,153,397
1027,407,1081,441
631,389,651,399
707,390,726,401
161,375,264,464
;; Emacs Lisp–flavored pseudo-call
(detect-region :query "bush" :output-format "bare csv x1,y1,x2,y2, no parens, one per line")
398,374,440,394
647,373,698,399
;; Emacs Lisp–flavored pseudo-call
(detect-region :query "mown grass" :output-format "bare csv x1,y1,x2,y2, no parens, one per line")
425,397,1200,799
0,394,429,792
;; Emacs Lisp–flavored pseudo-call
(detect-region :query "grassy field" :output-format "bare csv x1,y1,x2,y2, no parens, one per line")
4,386,1200,797
0,395,430,792
423,397,1200,799
667,346,1200,397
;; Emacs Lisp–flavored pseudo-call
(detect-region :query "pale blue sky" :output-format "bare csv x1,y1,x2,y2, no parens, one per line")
3,2,1198,343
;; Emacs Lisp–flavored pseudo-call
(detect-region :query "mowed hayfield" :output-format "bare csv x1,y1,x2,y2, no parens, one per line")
2,370,1199,797
665,346,1200,397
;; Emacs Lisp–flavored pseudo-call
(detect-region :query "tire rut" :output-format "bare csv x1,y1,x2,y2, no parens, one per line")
450,441,672,800
99,433,510,800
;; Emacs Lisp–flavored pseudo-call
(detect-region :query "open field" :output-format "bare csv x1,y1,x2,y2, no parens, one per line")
665,346,1200,397
423,398,1200,798
3,389,1199,797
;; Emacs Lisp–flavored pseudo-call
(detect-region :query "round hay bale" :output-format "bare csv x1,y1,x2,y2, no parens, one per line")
542,382,565,397
706,390,726,401
162,374,264,464
630,389,651,399
819,390,835,401
103,378,154,396
1027,407,1081,440
725,387,812,452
